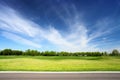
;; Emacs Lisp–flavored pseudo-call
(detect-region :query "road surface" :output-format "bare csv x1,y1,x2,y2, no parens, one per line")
0,72,120,80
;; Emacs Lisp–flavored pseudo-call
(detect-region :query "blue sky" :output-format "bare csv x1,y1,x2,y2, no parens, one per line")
0,0,120,52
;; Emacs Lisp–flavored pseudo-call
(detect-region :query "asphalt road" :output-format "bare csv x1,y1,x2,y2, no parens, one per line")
0,73,120,80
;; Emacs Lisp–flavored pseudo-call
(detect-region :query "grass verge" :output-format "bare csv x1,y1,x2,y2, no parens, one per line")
0,56,120,71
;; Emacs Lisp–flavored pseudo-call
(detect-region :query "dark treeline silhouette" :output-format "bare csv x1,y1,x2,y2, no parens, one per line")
0,49,120,56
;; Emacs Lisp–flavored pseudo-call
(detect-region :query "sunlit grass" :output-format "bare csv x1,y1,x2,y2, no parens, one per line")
0,56,120,71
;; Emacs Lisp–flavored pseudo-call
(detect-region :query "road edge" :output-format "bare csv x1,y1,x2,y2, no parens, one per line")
0,71,120,73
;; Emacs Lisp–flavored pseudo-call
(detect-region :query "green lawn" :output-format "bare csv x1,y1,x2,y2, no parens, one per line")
0,56,120,71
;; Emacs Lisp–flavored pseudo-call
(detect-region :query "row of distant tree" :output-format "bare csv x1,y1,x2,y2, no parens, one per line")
0,49,120,56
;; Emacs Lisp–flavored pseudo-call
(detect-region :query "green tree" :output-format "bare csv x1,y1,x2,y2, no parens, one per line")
0,49,12,55
24,49,40,56
111,49,119,56
12,50,23,55
59,51,69,56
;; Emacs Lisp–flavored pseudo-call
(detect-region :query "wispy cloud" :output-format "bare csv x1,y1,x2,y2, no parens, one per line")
1,32,41,48
0,5,42,48
0,4,119,52
51,3,120,51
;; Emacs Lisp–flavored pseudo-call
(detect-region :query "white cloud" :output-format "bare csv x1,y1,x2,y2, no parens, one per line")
0,5,42,48
1,32,41,48
0,5,41,37
0,5,118,52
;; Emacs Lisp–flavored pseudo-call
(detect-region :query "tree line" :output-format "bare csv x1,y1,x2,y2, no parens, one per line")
0,49,120,56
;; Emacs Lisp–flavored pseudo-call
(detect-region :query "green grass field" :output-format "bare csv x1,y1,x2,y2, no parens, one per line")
0,56,120,71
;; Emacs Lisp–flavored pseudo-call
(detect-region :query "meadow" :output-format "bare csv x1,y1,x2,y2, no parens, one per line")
0,56,120,71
